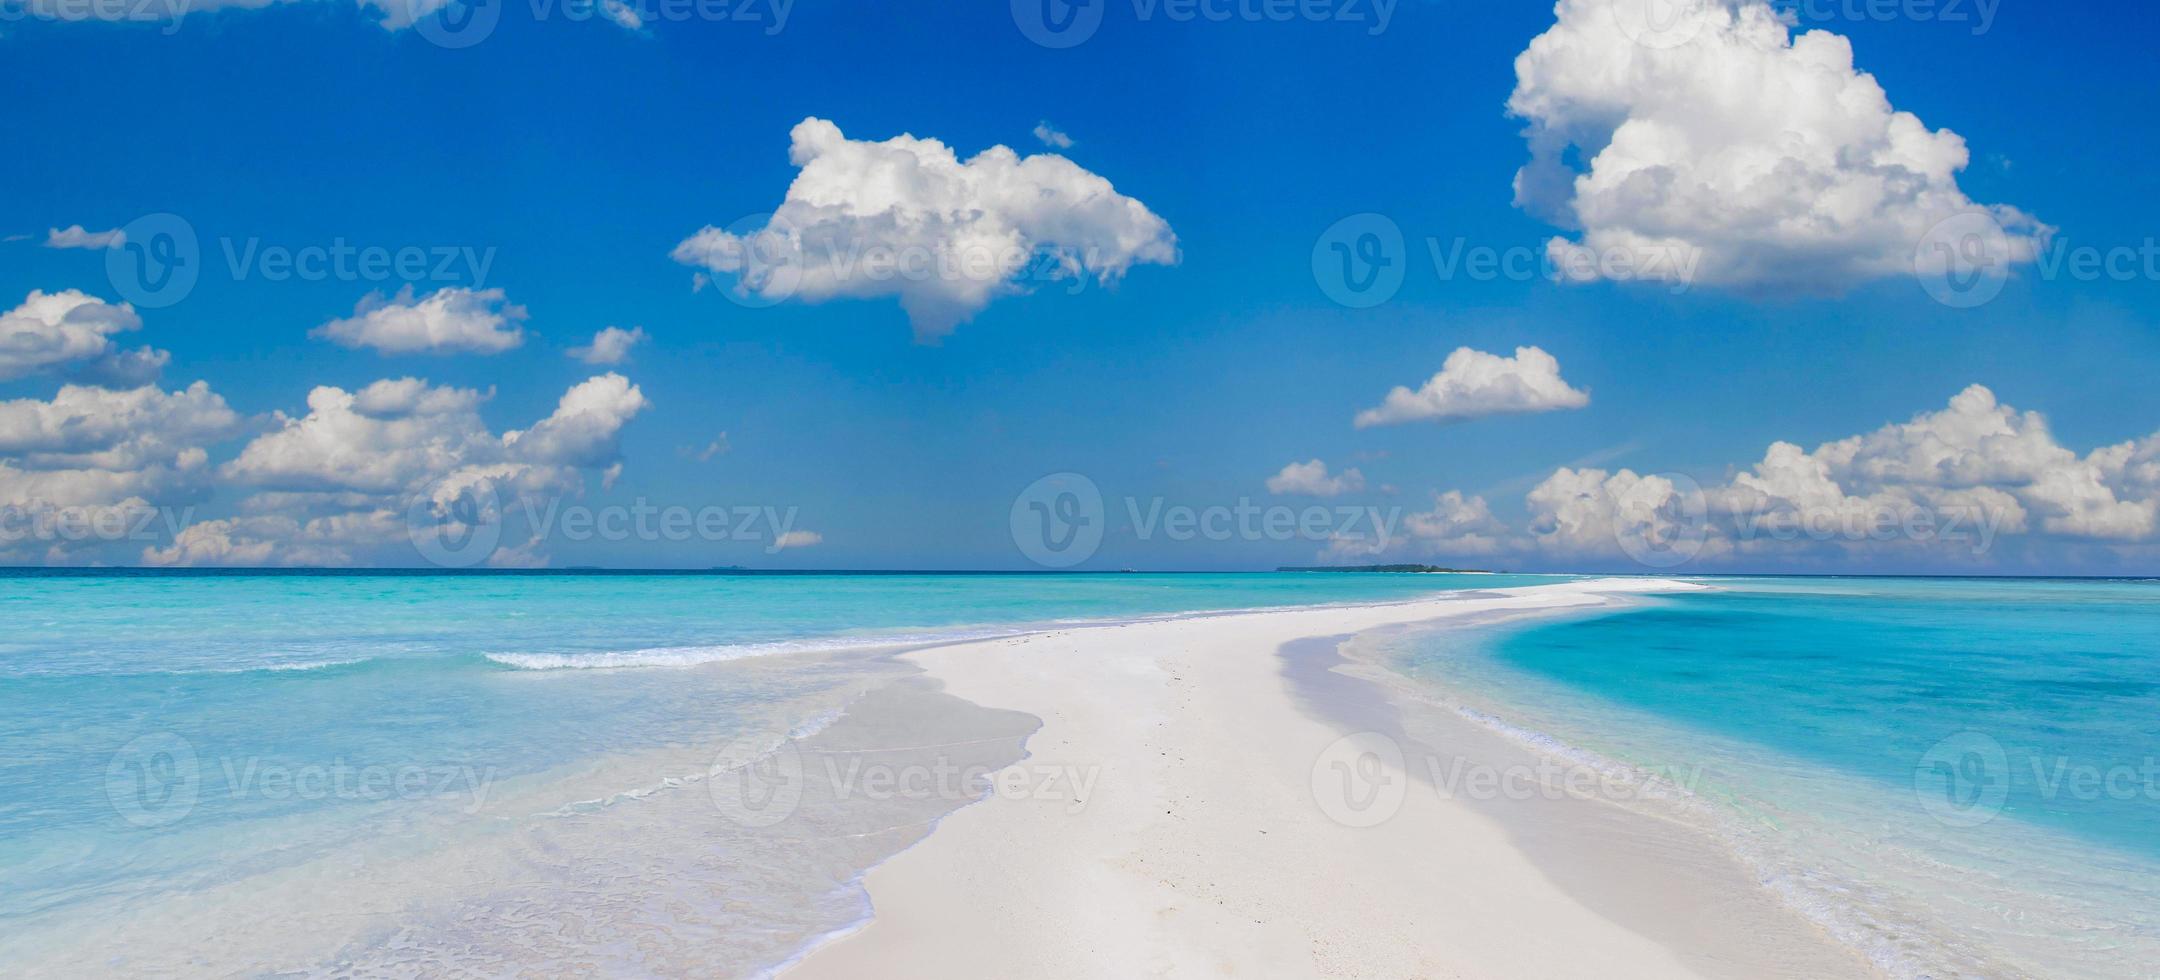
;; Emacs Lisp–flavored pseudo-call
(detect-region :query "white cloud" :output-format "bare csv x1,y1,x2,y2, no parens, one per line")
0,285,649,566
568,325,647,365
1355,346,1589,428
1266,459,1366,497
1402,491,1509,554
222,379,501,493
221,372,648,495
772,530,822,550
1368,385,2160,570
45,225,125,250
504,373,652,468
671,117,1176,340
190,373,649,567
142,512,401,568
0,382,240,471
312,286,526,356
1033,121,1074,149
0,381,238,564
1509,0,2047,293
598,0,644,29
0,289,167,384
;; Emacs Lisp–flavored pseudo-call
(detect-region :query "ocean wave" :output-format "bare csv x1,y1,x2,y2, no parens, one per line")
243,658,372,673
484,629,1024,671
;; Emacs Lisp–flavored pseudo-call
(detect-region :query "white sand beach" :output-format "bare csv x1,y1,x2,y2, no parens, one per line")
786,578,1875,979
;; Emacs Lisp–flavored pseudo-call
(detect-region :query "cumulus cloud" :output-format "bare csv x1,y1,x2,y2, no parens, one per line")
312,286,526,356
671,117,1176,340
0,381,239,564
142,512,404,568
772,530,822,550
223,379,498,493
193,373,648,566
0,289,169,384
45,225,125,250
0,285,650,566
504,373,652,468
1267,459,1366,497
1033,121,1074,149
568,325,647,365
1335,490,1507,561
0,382,239,472
1363,385,2160,570
1355,346,1589,428
1509,0,2048,293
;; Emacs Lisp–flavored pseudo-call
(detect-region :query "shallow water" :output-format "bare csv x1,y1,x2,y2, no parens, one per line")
1,570,1549,976
1381,577,2160,978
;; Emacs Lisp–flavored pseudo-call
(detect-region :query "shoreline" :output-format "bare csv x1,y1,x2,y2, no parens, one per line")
782,578,1873,978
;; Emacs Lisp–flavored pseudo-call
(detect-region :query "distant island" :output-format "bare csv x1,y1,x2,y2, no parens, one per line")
1277,564,1497,574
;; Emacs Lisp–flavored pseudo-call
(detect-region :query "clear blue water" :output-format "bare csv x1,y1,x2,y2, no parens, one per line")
1389,576,2160,977
1488,577,2160,859
0,569,1554,973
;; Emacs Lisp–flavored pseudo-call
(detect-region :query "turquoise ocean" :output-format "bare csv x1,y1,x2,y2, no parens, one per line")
1383,576,2160,977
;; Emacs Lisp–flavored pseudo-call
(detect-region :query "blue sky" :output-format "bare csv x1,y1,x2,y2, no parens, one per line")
4,0,2160,573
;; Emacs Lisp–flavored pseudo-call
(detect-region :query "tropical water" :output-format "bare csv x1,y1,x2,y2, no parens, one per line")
1384,576,2160,978
0,569,1552,976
